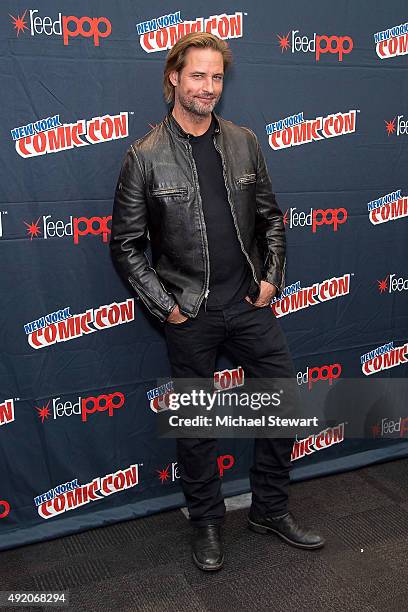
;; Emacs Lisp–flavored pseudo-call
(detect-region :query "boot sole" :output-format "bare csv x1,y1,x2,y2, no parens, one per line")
192,552,225,571
247,518,325,550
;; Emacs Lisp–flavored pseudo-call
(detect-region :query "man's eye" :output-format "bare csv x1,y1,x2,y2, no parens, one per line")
214,76,223,81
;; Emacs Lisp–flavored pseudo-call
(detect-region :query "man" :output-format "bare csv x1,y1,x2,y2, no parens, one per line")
110,32,324,572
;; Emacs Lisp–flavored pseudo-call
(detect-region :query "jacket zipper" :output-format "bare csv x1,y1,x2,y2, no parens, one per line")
237,174,256,185
147,266,174,296
213,136,259,288
151,187,188,197
185,141,211,312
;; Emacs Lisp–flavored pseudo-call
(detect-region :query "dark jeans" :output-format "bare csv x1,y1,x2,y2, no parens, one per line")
164,296,295,527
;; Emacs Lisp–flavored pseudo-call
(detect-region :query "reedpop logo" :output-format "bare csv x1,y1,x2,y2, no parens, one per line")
24,215,111,244
384,115,408,136
277,30,353,61
297,363,342,389
10,9,111,46
0,501,10,518
156,454,235,483
372,417,408,438
283,207,348,232
377,274,408,294
36,392,125,423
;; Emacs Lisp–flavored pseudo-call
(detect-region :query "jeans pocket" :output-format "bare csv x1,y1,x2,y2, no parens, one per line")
166,316,191,328
244,297,267,309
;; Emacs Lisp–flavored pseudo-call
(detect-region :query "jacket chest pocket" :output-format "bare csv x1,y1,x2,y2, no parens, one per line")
235,173,256,191
150,186,189,201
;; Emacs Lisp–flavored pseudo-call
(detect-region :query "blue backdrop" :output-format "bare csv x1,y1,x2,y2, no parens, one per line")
1,1,407,550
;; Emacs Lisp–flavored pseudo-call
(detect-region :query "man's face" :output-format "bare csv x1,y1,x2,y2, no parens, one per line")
170,47,224,116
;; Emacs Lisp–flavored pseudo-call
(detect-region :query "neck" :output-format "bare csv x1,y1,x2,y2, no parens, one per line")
171,104,212,136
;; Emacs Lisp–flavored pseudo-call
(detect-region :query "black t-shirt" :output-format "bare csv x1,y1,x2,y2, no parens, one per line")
189,117,252,310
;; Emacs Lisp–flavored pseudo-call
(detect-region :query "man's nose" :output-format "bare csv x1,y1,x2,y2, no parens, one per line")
202,77,214,93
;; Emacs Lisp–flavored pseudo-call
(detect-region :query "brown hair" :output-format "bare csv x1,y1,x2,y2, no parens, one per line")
163,32,233,104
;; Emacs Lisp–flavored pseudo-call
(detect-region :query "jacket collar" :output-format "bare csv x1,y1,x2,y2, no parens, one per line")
165,108,221,140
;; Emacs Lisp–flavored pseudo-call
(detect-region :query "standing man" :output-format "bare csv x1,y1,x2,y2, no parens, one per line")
110,32,324,572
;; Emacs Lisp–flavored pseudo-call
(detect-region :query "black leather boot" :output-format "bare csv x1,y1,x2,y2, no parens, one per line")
192,524,224,571
248,511,325,549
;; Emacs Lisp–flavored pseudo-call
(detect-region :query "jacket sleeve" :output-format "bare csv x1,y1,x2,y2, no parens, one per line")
253,134,286,293
109,145,177,322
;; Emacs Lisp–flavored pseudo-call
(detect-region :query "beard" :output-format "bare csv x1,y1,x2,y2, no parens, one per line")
177,91,220,117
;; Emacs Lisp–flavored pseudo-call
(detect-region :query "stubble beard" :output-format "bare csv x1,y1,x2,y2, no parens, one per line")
178,91,219,119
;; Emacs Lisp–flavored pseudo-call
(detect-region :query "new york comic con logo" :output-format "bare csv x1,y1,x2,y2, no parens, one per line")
24,300,134,349
0,399,15,428
34,464,140,519
265,110,357,150
374,21,408,59
10,113,128,158
291,423,345,461
271,274,351,318
10,9,111,46
360,341,408,375
147,366,244,412
276,30,353,61
367,189,408,225
136,10,243,53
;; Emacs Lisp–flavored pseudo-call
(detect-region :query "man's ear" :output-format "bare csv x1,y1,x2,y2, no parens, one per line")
169,70,179,87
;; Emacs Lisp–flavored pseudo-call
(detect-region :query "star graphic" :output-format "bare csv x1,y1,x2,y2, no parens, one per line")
36,401,51,423
156,464,170,483
371,423,381,437
283,209,289,225
277,32,290,52
384,117,396,136
24,218,42,240
10,10,29,36
377,275,389,293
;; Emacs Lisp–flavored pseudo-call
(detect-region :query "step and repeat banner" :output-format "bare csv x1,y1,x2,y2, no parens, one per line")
1,1,408,550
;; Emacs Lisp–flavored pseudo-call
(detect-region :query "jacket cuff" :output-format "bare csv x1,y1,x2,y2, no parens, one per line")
262,262,286,297
128,277,177,323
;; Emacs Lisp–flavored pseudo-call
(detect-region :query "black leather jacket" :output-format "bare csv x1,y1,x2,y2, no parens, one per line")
110,110,286,323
